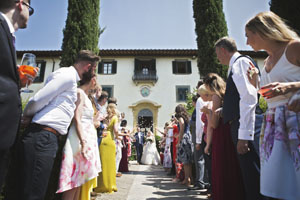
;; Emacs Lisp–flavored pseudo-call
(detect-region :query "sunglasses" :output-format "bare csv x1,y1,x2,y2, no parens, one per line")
16,1,34,16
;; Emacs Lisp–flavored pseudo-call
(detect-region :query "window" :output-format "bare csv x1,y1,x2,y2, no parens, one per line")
176,86,190,102
33,60,46,83
98,60,117,74
132,59,158,83
172,60,192,74
142,67,149,75
103,63,112,74
102,85,114,98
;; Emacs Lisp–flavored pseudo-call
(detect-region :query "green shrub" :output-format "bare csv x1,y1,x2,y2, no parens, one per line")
259,96,268,113
155,134,161,153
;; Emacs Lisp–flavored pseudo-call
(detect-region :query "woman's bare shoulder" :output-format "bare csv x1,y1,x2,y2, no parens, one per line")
286,40,300,66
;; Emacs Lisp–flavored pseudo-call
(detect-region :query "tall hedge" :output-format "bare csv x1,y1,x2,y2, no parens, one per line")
269,0,300,36
60,0,101,67
193,0,228,79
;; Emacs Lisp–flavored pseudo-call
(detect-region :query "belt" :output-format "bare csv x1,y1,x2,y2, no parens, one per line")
31,123,60,137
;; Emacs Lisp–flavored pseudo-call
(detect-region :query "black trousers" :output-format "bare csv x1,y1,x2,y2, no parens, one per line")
14,127,59,200
230,117,263,200
136,144,143,163
0,148,10,191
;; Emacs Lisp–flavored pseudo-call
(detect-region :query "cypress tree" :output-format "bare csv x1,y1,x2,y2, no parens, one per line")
193,0,228,79
269,0,300,36
60,0,101,67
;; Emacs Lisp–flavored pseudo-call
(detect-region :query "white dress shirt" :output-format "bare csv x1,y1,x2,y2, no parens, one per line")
99,104,107,117
229,52,257,141
23,66,80,135
0,12,15,34
138,132,143,144
195,97,207,144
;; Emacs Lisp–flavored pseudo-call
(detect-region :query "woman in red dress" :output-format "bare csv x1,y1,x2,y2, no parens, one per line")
202,73,245,200
170,119,184,182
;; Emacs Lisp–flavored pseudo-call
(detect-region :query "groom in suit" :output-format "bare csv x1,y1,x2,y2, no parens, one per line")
134,127,145,164
0,0,33,190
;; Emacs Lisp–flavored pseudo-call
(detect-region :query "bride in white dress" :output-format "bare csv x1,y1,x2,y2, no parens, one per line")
141,131,161,165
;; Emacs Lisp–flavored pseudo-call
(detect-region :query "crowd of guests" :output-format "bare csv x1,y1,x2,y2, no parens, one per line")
152,11,300,200
0,1,299,199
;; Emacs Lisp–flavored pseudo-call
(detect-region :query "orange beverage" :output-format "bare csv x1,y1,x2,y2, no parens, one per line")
18,65,38,86
258,88,271,96
19,65,38,76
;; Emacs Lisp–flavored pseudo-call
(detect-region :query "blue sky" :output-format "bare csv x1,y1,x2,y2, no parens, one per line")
15,0,269,51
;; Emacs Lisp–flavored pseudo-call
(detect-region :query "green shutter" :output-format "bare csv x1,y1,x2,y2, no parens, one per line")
112,61,117,74
172,61,177,74
98,62,103,74
187,61,192,74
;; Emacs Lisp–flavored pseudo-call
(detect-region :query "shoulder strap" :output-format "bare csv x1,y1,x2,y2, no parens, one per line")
234,55,264,114
234,55,261,76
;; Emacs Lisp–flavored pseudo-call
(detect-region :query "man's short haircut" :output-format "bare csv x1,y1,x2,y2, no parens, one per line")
0,0,15,10
108,97,117,105
215,36,237,53
98,91,108,102
74,50,100,64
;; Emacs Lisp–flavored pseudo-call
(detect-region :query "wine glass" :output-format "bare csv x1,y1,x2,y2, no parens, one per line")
20,53,38,93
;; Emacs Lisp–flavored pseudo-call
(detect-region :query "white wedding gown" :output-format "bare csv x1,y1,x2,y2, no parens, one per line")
141,135,161,165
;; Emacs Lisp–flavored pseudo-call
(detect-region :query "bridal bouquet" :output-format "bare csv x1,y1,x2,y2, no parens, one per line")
146,136,153,143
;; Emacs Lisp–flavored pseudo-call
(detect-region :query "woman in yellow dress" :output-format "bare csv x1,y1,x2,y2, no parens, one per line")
94,103,118,193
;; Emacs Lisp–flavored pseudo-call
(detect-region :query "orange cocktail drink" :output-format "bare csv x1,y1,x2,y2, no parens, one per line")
18,65,38,86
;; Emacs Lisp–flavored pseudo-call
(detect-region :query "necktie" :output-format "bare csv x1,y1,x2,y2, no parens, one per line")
11,33,16,48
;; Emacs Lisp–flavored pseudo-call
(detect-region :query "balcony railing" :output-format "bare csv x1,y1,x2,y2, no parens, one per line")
132,70,158,84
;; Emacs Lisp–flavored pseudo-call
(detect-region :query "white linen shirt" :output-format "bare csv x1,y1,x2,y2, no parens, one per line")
195,97,206,144
229,52,257,141
23,66,80,135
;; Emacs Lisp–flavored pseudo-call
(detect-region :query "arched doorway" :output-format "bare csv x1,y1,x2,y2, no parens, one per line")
129,100,161,135
138,109,153,132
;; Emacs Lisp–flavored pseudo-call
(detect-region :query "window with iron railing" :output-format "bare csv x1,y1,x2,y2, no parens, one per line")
132,58,158,83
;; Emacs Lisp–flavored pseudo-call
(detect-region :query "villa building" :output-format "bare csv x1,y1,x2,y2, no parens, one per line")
18,49,267,132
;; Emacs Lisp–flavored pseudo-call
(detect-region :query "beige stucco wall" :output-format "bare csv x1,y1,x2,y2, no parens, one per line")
96,56,199,131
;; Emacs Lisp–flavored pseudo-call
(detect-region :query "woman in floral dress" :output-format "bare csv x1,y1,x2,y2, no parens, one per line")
246,11,300,199
57,75,101,200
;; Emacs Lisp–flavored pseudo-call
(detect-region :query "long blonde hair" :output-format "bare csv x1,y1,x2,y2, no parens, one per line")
106,103,119,123
246,11,299,42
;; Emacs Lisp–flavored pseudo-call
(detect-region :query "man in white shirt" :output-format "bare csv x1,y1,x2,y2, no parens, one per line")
215,37,263,200
0,0,33,191
15,50,100,200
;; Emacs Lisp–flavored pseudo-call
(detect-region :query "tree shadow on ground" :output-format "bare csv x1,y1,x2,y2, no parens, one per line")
137,165,208,200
